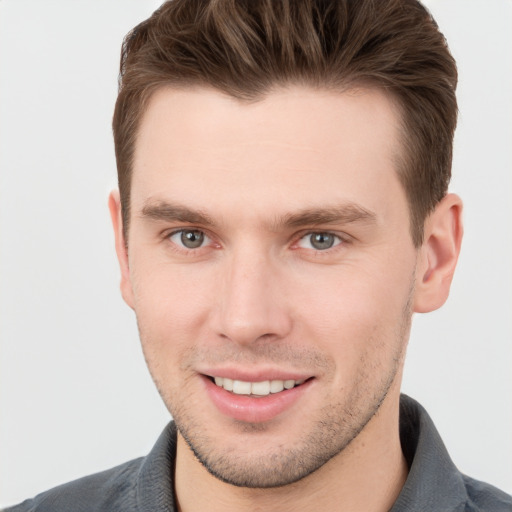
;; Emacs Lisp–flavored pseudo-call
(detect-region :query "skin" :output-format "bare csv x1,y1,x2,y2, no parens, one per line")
110,86,463,512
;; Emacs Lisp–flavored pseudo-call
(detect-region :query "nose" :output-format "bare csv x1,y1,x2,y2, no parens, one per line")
212,249,292,346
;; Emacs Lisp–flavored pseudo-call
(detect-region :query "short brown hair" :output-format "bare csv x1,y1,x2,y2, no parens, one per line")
113,0,457,247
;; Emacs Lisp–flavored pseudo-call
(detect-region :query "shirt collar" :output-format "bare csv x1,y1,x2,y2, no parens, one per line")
390,394,469,511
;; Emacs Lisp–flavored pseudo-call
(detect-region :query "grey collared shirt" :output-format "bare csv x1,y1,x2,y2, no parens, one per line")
4,395,511,511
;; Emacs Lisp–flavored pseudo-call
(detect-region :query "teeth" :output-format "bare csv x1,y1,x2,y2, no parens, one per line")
232,380,251,395
251,381,270,396
270,380,284,393
284,379,295,389
223,377,233,391
213,377,305,396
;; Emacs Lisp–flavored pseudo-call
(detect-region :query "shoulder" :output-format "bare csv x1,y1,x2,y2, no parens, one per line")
3,422,178,512
462,475,512,512
2,457,144,512
394,396,511,512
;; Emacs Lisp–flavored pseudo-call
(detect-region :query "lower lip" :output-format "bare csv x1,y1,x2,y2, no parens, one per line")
202,376,313,423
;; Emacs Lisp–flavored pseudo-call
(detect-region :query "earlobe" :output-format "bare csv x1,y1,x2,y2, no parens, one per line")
108,190,135,310
414,193,463,313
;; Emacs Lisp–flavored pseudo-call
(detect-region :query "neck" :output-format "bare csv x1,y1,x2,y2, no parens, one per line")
174,390,407,512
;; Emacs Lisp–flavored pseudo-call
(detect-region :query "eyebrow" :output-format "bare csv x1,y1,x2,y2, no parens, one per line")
140,201,215,226
277,204,377,229
140,200,377,229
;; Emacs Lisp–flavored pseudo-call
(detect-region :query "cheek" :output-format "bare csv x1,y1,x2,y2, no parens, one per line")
290,261,414,365
130,259,214,358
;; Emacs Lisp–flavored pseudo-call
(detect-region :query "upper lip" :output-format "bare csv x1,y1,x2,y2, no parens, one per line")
199,367,313,382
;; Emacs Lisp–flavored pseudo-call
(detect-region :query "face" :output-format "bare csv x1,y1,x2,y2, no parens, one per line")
119,86,419,487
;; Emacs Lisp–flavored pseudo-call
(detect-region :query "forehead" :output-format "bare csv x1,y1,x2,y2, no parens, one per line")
131,85,406,223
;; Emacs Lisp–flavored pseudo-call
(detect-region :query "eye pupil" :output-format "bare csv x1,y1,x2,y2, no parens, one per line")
180,230,204,248
310,233,335,250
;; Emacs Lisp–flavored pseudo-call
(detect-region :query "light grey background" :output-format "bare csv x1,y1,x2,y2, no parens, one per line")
1,0,511,507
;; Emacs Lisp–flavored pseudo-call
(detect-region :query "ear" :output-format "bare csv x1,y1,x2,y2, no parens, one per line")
108,190,135,310
414,193,463,313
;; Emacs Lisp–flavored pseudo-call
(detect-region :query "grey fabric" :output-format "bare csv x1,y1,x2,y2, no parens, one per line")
4,395,511,511
391,397,512,511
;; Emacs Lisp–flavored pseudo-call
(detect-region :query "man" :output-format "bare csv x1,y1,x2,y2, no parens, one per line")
3,1,511,511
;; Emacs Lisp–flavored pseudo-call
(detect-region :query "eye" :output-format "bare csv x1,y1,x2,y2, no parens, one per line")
169,229,209,249
297,232,342,251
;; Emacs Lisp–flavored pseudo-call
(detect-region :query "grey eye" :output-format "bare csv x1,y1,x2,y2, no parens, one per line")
181,230,204,248
310,233,335,250
170,229,206,249
298,232,340,250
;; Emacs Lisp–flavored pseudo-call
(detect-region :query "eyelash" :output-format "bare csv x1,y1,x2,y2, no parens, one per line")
165,228,216,254
163,228,350,255
294,231,346,251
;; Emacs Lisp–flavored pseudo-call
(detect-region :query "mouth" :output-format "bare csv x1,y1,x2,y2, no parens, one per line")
201,371,315,422
209,376,308,397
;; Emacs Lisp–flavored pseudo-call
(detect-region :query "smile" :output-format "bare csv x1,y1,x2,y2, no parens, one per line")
212,377,306,396
203,374,314,422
